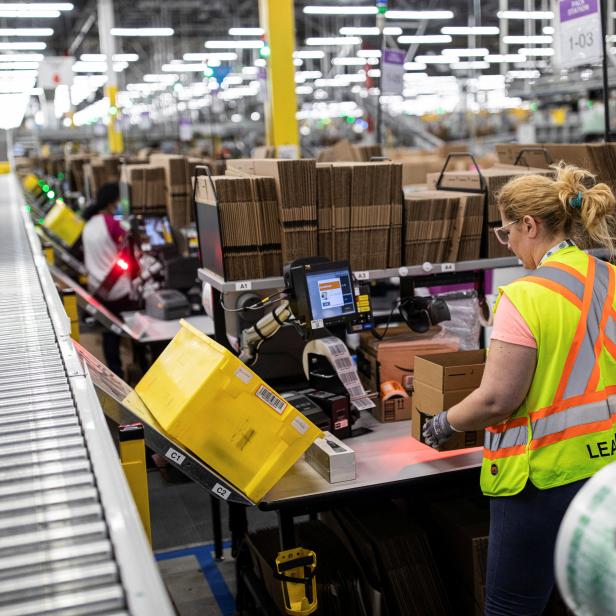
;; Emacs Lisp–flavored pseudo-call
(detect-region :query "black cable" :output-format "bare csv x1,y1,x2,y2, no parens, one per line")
371,299,401,341
219,289,288,312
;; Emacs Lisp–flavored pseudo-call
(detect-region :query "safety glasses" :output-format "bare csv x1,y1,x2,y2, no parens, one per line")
493,219,518,246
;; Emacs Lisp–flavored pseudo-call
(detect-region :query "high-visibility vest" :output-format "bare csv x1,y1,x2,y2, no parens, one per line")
480,245,616,497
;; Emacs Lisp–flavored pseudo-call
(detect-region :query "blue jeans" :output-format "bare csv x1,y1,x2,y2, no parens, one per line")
485,478,586,616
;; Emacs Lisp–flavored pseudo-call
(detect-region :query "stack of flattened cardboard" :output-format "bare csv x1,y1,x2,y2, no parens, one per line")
194,174,281,280
83,161,107,198
65,154,92,194
316,162,401,270
119,164,167,216
317,138,382,163
403,191,459,264
225,158,318,263
389,162,404,267
403,190,484,265
428,163,553,258
149,154,190,228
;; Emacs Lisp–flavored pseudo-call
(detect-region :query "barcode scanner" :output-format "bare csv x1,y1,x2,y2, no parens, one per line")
398,296,451,333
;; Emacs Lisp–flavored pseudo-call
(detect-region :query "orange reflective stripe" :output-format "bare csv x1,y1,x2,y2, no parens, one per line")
523,276,583,310
483,444,527,460
554,257,596,403
487,416,528,433
542,261,587,285
605,334,616,360
529,413,616,450
529,384,616,421
586,264,616,394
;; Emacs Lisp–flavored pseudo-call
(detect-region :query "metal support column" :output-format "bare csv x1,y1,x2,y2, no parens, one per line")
118,423,152,543
97,0,124,154
258,0,299,156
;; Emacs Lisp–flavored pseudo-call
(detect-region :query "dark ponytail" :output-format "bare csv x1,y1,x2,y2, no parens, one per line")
82,182,120,221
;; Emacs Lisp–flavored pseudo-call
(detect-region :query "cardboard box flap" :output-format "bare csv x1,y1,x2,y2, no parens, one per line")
414,350,486,391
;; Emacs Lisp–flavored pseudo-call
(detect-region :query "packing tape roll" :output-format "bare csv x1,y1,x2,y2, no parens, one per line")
303,336,375,411
555,462,616,615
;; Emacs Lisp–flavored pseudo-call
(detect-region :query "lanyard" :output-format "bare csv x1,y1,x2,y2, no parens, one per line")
539,239,576,266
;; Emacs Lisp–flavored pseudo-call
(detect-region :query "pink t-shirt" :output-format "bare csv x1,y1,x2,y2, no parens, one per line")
490,293,537,349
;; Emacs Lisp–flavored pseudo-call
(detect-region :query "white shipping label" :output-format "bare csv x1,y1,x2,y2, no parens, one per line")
211,483,232,500
235,367,253,384
319,337,376,410
291,416,309,435
256,385,287,414
165,448,186,466
310,319,324,330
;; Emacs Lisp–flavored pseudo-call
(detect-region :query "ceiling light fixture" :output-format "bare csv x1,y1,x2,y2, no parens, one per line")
398,34,452,44
442,47,489,57
386,10,454,19
442,26,500,35
503,35,552,44
0,28,53,36
228,27,264,36
0,42,46,50
304,5,377,15
305,37,361,46
111,28,173,36
205,40,263,48
294,50,325,59
497,10,553,19
183,52,238,61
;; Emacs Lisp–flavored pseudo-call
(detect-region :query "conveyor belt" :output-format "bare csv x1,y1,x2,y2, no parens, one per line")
0,175,173,615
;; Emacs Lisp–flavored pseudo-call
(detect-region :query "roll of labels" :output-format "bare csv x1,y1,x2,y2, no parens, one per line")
555,461,616,615
302,336,375,412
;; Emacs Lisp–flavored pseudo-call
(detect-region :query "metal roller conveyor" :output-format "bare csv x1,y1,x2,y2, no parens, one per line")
0,174,173,614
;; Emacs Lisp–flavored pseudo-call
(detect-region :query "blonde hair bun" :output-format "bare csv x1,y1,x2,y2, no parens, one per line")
498,161,616,254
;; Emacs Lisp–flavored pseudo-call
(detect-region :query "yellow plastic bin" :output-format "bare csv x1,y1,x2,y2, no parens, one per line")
43,201,85,247
22,173,40,194
134,320,324,502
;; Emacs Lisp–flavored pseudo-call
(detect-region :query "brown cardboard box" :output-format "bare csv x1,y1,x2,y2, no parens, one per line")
413,350,485,391
413,381,475,412
358,328,460,392
411,398,484,451
372,395,411,422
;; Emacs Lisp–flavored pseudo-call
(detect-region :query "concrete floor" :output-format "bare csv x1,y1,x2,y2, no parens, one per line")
149,469,278,616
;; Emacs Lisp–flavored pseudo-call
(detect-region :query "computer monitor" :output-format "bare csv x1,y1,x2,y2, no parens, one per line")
305,266,356,322
143,216,174,248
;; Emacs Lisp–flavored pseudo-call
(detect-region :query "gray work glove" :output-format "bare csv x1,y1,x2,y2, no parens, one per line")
422,411,455,449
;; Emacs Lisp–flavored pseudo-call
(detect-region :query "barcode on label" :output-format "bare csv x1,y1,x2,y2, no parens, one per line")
346,384,366,398
338,370,360,386
352,398,376,410
334,356,353,370
327,343,347,356
256,385,287,414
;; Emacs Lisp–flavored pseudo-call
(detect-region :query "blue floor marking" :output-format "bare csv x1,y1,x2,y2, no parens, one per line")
156,540,235,616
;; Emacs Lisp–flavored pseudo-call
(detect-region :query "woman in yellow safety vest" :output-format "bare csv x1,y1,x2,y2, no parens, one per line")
423,163,616,615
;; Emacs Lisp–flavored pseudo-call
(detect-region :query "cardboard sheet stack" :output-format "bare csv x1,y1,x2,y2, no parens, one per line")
316,161,402,270
225,159,318,262
316,138,382,163
65,154,92,194
149,154,191,228
119,164,167,216
194,174,281,280
496,142,616,195
83,156,121,198
403,190,484,265
428,163,553,258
